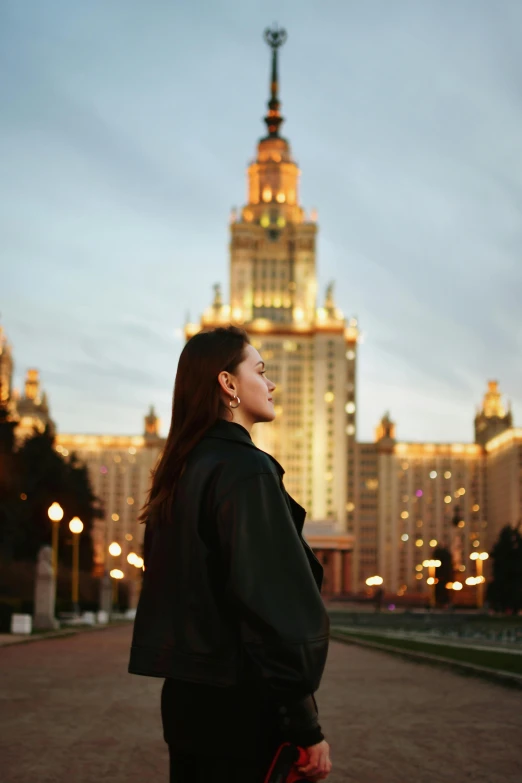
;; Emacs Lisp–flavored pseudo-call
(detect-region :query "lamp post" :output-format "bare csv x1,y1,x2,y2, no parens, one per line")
69,517,83,615
48,502,64,577
109,568,124,610
365,575,384,611
423,559,441,607
109,541,123,611
470,551,489,608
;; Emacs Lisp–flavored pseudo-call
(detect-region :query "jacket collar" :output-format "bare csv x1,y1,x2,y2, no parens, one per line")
203,419,285,477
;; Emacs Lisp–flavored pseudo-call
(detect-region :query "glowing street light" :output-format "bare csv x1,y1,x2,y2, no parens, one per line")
48,502,64,576
68,516,83,614
470,551,489,607
365,575,384,587
108,541,122,557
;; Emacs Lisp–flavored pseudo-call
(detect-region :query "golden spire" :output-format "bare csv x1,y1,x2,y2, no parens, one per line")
262,26,287,139
482,380,506,419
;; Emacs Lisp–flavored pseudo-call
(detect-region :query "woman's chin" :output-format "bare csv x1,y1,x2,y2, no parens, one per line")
256,407,276,423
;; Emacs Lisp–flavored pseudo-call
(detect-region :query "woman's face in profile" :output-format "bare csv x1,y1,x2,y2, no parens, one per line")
236,344,276,423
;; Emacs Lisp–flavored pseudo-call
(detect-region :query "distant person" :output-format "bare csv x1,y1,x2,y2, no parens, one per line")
128,326,332,783
374,585,384,612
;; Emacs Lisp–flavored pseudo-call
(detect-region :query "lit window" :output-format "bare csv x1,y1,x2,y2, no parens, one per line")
401,534,409,542
276,192,286,203
444,495,452,504
345,402,356,414
346,424,355,436
260,214,270,228
346,350,355,361
401,511,409,519
444,471,451,479
429,539,437,547
416,539,423,547
112,513,119,522
324,392,334,403
429,471,437,479
127,497,134,505
262,187,272,202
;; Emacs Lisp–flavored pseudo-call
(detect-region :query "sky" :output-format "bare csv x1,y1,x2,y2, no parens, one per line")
1,0,521,443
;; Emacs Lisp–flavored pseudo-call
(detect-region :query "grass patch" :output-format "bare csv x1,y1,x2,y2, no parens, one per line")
333,629,522,676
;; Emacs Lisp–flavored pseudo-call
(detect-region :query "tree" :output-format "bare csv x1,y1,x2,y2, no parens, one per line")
0,424,101,570
488,525,522,613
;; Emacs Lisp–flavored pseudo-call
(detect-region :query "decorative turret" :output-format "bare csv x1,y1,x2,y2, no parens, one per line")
375,412,396,452
212,283,223,311
24,369,40,402
474,381,513,446
16,368,54,441
144,405,160,441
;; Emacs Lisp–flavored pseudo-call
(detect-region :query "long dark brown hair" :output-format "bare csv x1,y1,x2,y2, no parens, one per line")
139,325,250,524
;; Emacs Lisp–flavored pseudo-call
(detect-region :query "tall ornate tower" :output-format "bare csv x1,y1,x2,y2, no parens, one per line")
186,28,359,535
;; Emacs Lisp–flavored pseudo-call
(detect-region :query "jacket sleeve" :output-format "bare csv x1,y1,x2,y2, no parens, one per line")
216,471,330,746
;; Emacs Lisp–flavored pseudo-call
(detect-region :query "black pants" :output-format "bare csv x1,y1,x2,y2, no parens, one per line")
169,747,266,783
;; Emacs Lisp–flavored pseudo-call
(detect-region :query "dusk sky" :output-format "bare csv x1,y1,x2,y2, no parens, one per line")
2,0,521,443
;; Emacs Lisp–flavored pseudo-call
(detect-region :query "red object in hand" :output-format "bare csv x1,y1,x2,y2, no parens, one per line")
264,743,310,782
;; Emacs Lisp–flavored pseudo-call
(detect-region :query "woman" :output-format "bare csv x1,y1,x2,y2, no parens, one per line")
129,326,332,782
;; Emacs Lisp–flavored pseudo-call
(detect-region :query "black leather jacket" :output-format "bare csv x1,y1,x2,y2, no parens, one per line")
128,419,330,743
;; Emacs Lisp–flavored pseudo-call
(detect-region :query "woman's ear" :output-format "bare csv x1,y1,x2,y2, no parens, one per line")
217,371,236,397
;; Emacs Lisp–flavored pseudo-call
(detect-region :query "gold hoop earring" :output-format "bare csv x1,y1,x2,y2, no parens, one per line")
229,395,240,409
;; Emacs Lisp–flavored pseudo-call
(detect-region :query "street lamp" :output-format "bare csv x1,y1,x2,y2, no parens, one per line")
48,502,64,577
68,517,83,615
365,575,383,587
109,541,122,557
451,581,463,593
422,559,441,607
470,551,489,608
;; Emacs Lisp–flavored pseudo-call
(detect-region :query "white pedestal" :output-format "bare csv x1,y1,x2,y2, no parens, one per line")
11,614,32,634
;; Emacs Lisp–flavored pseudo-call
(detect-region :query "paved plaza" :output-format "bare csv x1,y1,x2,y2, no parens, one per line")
1,624,521,783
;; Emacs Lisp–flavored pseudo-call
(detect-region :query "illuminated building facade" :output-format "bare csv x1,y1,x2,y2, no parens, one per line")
56,407,162,578
185,28,357,592
354,382,521,595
